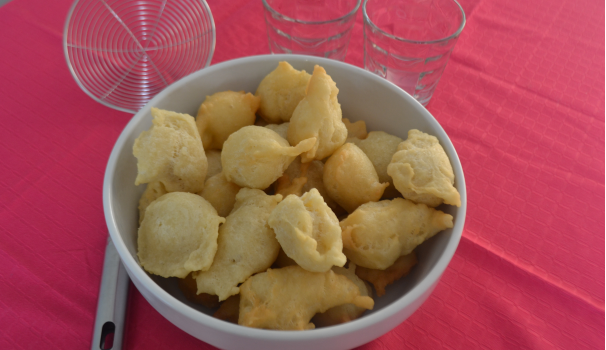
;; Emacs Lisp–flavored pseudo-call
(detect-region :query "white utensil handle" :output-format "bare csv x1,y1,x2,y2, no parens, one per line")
91,237,130,350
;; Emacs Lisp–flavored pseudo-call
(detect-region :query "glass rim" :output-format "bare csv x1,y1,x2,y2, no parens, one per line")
363,0,466,45
262,0,362,25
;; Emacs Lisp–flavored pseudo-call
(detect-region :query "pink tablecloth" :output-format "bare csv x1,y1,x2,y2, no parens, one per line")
0,0,603,349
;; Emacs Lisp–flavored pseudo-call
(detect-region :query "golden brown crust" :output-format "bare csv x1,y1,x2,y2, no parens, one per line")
268,189,346,272
265,122,290,140
199,172,242,217
194,189,282,301
312,264,372,327
137,192,224,278
387,129,461,207
354,131,403,199
343,118,368,140
274,173,308,198
138,182,167,224
221,126,315,189
256,62,311,123
340,198,452,269
133,108,207,193
287,66,347,162
196,91,260,150
238,266,374,330
274,157,346,216
323,143,388,213
177,273,220,308
356,252,418,297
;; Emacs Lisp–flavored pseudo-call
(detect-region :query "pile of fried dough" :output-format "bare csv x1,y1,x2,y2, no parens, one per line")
133,62,461,331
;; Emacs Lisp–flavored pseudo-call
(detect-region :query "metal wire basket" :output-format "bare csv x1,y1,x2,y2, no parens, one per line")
64,0,215,113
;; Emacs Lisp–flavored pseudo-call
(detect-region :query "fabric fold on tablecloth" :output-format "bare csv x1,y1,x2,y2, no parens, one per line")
460,234,604,310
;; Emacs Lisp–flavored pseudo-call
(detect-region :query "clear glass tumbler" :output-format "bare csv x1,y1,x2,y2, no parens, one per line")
263,0,361,61
363,0,465,106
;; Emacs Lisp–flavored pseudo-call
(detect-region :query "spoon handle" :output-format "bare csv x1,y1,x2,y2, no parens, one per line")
91,237,130,350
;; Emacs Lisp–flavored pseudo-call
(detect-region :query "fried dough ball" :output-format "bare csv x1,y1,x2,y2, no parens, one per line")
238,265,374,330
340,198,452,270
265,122,289,140
268,189,346,272
205,150,222,180
178,273,220,308
312,263,372,327
137,192,225,278
194,189,282,301
196,91,260,150
387,129,461,207
222,125,316,189
356,252,418,297
274,157,345,216
323,143,389,213
354,131,403,199
343,118,368,140
133,108,207,193
138,181,167,224
213,295,240,324
256,61,311,123
287,65,347,162
199,172,242,217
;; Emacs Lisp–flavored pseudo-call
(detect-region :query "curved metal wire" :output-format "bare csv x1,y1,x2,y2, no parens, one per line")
64,0,216,113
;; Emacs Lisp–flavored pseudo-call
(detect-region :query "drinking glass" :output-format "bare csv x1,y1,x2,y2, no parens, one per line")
363,0,465,106
263,0,361,61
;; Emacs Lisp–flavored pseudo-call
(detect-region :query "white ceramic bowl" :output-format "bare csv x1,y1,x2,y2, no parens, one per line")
103,54,467,350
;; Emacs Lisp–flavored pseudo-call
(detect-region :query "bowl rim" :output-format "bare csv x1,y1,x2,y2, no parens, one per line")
103,53,467,341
